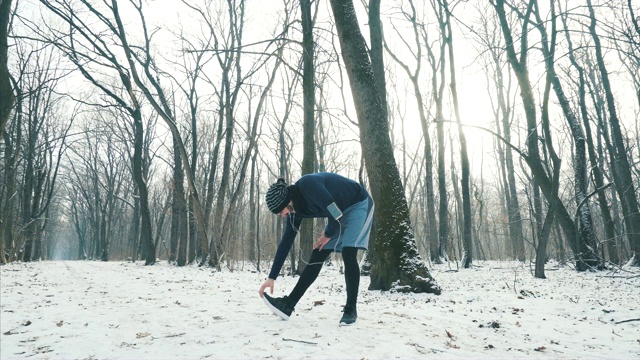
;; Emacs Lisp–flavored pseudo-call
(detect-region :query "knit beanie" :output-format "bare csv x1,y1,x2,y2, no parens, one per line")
266,178,291,214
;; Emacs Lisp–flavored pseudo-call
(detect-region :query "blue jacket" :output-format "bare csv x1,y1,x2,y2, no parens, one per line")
268,172,368,279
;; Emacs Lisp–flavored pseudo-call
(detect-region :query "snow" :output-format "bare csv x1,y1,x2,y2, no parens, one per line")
1,260,638,359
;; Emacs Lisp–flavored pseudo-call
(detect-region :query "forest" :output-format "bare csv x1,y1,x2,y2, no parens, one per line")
1,0,639,291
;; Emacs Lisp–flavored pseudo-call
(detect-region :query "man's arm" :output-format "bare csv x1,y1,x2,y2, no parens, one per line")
267,214,302,279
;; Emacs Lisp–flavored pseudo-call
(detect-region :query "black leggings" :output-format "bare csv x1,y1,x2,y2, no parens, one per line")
287,247,360,308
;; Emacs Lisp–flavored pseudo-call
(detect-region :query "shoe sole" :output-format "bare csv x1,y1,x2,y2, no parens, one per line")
339,320,356,326
262,296,290,321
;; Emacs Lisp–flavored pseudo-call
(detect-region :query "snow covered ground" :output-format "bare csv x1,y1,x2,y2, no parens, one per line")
1,259,638,359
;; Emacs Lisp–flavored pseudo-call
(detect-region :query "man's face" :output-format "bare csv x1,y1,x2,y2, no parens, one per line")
279,202,294,218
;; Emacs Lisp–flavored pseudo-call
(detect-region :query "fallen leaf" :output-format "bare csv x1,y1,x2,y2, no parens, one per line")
534,346,546,352
56,321,64,327
136,332,151,338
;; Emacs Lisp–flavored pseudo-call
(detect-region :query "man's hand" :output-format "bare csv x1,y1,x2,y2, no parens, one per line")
259,278,275,298
313,233,331,251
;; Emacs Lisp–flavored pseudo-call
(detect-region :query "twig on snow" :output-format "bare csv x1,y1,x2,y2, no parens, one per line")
282,338,317,345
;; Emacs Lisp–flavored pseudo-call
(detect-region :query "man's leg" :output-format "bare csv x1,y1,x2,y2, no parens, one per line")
286,248,333,308
341,247,360,307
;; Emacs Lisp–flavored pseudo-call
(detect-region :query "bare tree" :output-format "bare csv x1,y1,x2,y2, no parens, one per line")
164,18,214,266
222,52,283,263
492,0,582,276
207,0,245,267
383,0,439,264
476,4,526,261
35,0,157,264
559,3,618,265
424,0,451,264
8,44,69,262
265,67,299,274
65,109,135,261
586,0,640,267
329,0,440,294
532,1,598,272
438,0,473,268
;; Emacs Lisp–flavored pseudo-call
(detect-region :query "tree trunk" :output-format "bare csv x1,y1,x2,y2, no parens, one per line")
248,151,258,264
129,188,140,261
203,104,223,257
440,0,472,268
436,114,449,263
427,1,450,263
534,72,562,278
210,82,234,265
297,0,315,275
21,112,37,262
187,199,196,264
172,135,188,266
0,0,13,134
2,84,20,264
450,148,462,261
131,109,155,265
329,0,440,294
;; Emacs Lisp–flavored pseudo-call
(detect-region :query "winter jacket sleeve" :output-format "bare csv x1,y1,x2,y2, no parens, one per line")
324,217,341,239
268,214,303,280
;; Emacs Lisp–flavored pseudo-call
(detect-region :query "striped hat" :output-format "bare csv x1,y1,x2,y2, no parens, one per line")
266,178,291,214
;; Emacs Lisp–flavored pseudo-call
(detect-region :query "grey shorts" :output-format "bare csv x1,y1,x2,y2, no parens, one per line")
325,196,374,252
